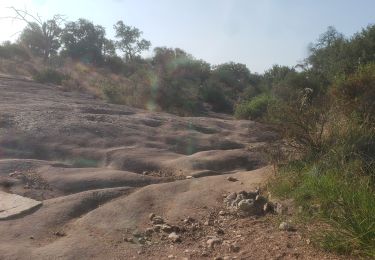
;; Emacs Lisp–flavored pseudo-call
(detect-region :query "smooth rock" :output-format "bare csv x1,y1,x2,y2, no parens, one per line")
0,191,42,220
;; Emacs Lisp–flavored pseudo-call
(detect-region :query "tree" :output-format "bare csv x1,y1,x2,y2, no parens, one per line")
210,62,252,101
61,19,106,64
8,7,64,61
103,38,116,57
114,21,151,61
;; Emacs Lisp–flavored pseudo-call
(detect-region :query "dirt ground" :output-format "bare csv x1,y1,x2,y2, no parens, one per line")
0,75,343,259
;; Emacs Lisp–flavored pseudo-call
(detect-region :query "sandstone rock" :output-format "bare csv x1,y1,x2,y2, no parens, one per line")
237,199,254,212
0,191,42,220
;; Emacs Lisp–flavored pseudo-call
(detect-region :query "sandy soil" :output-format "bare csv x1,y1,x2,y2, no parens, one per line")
0,75,343,259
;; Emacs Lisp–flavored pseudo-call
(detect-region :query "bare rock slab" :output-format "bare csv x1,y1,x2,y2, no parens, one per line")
0,191,42,220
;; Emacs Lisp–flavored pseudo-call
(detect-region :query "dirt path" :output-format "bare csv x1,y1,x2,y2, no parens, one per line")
0,76,341,259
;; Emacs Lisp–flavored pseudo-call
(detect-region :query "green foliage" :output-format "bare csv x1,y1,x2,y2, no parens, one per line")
201,83,231,112
333,63,375,126
269,114,375,257
33,68,69,85
114,20,151,61
0,42,30,60
18,17,62,60
61,19,106,64
234,93,273,120
101,80,126,104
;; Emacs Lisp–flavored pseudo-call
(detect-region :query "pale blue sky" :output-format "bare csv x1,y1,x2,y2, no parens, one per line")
1,0,374,72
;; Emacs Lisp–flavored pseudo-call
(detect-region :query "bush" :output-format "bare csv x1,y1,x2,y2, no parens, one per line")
270,161,375,257
333,63,375,126
33,68,69,85
104,56,125,74
0,42,30,60
269,117,375,257
101,80,126,104
234,93,273,120
201,84,232,112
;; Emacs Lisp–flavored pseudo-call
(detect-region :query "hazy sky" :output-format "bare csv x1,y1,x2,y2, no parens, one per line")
1,0,374,73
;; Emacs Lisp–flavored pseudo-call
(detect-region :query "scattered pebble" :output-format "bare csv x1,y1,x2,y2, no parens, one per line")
227,176,238,182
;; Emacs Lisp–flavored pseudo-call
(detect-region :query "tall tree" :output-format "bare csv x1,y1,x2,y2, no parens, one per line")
9,7,64,61
61,19,106,64
113,21,151,61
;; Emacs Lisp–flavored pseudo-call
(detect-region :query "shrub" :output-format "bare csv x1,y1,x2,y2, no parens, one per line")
201,84,232,112
0,42,30,60
333,63,375,126
234,93,273,120
33,68,69,85
101,80,126,104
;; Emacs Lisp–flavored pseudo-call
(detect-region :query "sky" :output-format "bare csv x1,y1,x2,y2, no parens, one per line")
0,0,374,73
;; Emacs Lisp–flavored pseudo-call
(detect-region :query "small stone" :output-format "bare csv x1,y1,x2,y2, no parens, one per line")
142,171,149,175
168,232,181,242
153,224,162,232
149,213,156,220
124,237,134,243
29,236,34,239
137,237,146,244
214,257,224,260
201,251,209,257
145,228,154,236
53,231,66,237
183,216,195,223
306,239,311,245
227,176,238,182
229,243,240,253
161,224,173,233
263,202,271,213
167,255,174,259
207,237,222,248
216,228,225,235
204,219,213,226
225,192,237,202
186,176,193,179
279,221,294,231
152,215,164,224
275,202,284,215
219,210,226,216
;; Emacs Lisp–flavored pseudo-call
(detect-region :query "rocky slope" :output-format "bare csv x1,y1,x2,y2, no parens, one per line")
0,75,341,259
